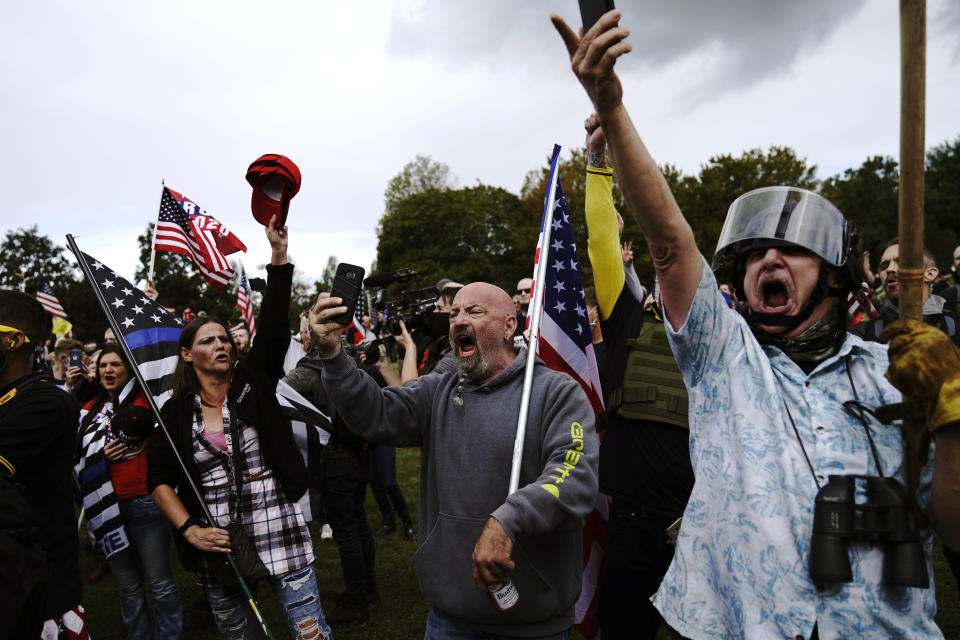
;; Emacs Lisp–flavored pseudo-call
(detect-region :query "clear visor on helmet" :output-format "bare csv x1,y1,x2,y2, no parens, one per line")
711,186,848,270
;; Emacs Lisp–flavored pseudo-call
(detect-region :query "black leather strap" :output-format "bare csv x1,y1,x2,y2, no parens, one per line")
178,516,204,536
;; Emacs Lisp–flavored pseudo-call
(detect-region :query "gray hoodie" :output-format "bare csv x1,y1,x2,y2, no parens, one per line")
321,347,599,636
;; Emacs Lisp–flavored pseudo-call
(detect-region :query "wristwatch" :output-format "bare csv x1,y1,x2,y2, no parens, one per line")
178,516,204,536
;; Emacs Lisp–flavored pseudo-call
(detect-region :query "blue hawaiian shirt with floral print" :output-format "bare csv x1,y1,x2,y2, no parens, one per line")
652,257,940,640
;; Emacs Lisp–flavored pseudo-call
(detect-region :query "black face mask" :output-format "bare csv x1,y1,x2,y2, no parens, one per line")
752,303,846,364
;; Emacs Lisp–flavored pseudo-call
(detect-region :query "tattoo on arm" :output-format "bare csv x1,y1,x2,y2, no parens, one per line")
588,151,607,169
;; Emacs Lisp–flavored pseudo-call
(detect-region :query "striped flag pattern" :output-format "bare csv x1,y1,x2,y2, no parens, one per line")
74,380,139,561
35,274,67,318
349,287,367,344
527,146,605,638
237,264,257,339
43,605,89,640
847,278,879,326
153,186,246,289
528,179,604,414
74,251,183,408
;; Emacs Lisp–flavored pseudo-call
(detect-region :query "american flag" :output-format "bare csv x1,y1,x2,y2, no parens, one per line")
847,278,879,326
35,273,67,318
237,263,257,340
527,181,604,414
349,288,367,344
153,186,246,289
48,605,89,640
527,146,605,638
72,250,183,407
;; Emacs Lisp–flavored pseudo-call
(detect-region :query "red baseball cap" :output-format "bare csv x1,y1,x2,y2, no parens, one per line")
245,154,301,227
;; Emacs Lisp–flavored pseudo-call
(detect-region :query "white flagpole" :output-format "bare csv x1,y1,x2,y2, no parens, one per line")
147,180,163,283
508,145,562,496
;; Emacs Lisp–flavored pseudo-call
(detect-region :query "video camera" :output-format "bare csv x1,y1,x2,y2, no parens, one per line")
373,285,438,337
809,474,928,588
343,336,395,366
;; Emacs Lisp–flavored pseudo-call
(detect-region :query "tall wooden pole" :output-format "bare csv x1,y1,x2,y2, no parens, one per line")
897,0,929,527
898,0,926,322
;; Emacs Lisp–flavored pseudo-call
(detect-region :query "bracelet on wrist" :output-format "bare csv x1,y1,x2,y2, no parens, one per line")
178,516,204,536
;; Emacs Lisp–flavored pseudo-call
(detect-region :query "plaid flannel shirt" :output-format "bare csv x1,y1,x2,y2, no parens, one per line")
191,397,313,586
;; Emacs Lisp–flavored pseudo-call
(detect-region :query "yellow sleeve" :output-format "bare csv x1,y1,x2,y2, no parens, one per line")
585,166,625,320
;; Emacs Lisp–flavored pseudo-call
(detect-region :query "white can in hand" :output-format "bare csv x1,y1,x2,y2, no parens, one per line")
488,579,519,611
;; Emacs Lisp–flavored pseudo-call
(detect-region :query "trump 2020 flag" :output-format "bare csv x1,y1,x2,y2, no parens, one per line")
153,186,246,289
528,173,604,414
69,249,183,408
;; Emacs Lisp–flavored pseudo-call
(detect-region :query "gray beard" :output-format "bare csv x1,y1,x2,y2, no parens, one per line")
454,349,488,383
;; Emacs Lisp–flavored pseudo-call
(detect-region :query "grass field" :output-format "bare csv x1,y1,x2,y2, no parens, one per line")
79,446,960,639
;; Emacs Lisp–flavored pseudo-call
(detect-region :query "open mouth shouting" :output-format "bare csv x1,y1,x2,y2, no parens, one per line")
452,328,488,381
756,272,797,314
454,331,477,359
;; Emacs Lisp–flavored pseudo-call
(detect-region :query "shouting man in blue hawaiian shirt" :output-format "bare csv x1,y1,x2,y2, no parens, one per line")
554,10,960,640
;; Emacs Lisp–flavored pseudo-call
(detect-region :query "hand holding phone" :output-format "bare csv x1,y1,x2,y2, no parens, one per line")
329,263,365,326
69,349,84,369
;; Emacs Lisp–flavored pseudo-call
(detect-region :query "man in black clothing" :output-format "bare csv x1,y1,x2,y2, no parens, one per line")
284,350,377,624
0,291,83,635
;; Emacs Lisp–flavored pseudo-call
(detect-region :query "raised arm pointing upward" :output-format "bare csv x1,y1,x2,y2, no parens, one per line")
552,11,701,330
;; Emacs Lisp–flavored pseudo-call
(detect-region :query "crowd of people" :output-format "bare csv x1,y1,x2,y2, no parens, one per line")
3,9,960,640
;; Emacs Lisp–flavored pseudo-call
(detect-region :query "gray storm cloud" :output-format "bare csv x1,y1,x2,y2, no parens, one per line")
387,1,868,103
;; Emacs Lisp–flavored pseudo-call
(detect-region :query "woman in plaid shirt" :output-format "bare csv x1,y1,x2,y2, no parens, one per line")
148,217,332,640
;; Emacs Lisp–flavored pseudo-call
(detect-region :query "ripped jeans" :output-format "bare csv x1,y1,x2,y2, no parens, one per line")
205,564,331,640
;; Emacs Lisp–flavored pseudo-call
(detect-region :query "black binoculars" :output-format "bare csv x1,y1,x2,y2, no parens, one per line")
809,475,928,588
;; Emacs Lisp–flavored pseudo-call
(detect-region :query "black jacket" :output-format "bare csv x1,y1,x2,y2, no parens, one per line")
146,263,307,569
0,372,81,617
851,296,960,347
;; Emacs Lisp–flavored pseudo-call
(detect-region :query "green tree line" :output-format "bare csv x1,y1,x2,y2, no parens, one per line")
3,136,957,342
377,136,959,295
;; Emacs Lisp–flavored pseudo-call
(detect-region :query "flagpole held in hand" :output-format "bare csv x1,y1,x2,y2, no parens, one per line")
509,144,564,496
147,248,156,284
65,233,275,640
148,182,164,283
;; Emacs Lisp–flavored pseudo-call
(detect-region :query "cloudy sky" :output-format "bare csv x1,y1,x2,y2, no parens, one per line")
2,0,958,289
